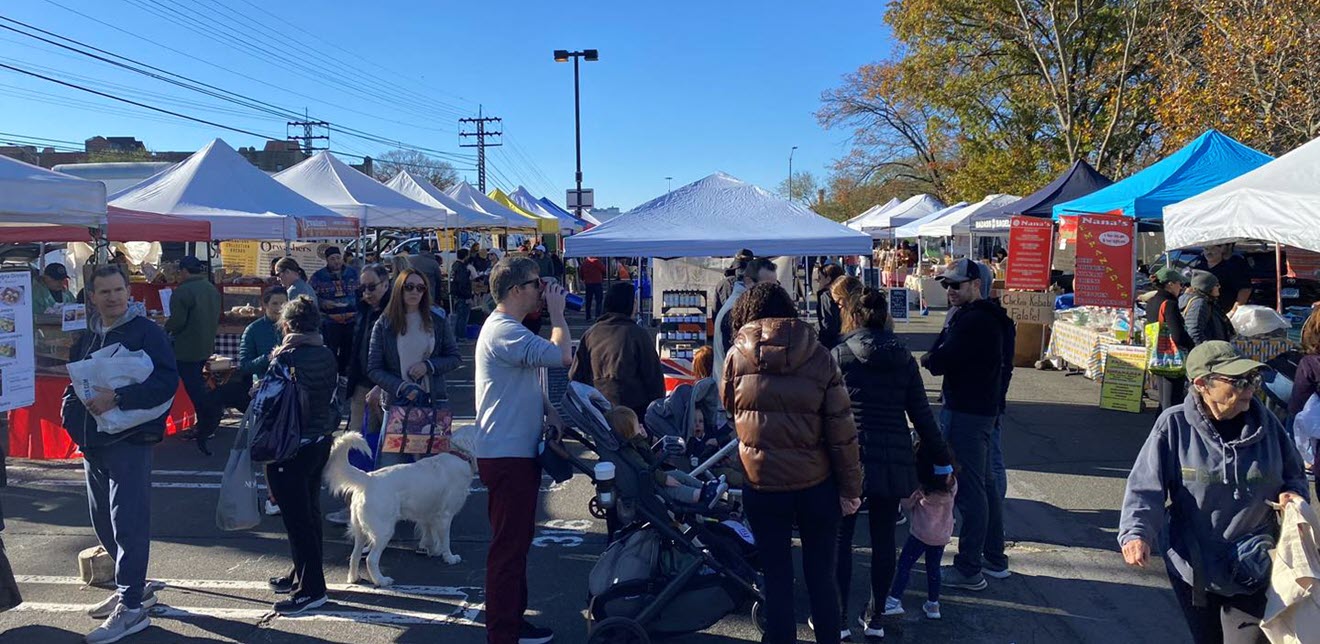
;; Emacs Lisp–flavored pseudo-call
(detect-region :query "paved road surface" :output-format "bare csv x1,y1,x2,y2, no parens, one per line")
0,312,1191,643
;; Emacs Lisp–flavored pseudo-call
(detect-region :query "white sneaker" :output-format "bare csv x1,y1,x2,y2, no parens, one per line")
923,601,941,620
264,500,281,516
806,615,850,641
857,614,884,638
85,605,150,644
882,595,905,616
87,587,158,619
325,508,350,525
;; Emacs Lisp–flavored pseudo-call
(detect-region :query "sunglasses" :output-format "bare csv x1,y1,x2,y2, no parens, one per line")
402,283,427,293
518,278,543,290
1210,371,1263,391
943,281,968,291
361,281,382,292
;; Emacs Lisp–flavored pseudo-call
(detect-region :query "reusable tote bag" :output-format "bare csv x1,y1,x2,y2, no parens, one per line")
381,394,453,457
1145,301,1187,377
216,406,261,531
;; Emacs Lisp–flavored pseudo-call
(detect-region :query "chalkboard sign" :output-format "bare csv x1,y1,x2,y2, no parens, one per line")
889,287,909,323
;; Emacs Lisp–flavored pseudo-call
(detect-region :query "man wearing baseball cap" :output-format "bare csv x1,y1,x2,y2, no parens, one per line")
309,245,359,374
920,257,1009,589
1120,341,1307,641
32,262,73,315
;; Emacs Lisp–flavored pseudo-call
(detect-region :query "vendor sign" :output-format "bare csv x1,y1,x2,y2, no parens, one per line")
219,240,260,276
1000,291,1054,325
1099,344,1147,413
258,241,329,275
1005,216,1054,291
1074,214,1135,309
0,271,35,413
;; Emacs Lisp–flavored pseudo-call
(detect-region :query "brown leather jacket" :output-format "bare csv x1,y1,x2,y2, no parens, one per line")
721,317,863,497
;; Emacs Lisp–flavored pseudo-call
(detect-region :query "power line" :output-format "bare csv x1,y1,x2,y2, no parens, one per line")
459,108,502,192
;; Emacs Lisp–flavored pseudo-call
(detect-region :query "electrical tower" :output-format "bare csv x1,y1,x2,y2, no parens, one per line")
287,108,329,155
459,106,502,192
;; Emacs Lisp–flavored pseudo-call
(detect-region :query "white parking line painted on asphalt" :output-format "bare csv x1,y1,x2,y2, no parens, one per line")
10,602,484,626
14,575,479,600
12,478,565,493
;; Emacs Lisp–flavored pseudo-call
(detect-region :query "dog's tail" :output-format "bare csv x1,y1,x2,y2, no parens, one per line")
324,432,372,498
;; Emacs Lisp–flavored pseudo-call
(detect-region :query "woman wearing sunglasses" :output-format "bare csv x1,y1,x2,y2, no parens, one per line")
367,268,462,466
1119,341,1307,644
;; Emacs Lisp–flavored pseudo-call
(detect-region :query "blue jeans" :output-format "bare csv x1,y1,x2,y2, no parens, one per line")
451,298,471,341
889,534,945,603
991,416,1007,501
940,409,1006,576
84,441,153,608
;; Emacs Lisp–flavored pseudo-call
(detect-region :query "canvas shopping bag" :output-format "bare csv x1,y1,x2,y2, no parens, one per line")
216,406,261,531
381,396,453,457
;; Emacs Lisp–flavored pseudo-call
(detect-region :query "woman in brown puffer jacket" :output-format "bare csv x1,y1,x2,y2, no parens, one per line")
721,283,863,644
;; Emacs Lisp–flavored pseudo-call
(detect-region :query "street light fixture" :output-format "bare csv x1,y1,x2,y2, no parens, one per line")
788,146,798,203
666,176,673,194
553,48,599,217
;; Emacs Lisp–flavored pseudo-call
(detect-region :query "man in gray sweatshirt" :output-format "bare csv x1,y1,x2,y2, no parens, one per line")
1119,341,1307,642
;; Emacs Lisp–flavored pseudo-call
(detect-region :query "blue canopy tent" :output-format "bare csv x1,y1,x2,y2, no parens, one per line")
969,160,1112,233
1052,130,1271,221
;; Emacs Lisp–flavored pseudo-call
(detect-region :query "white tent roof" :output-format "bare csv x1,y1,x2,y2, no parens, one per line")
510,186,583,232
845,198,900,225
109,138,347,239
917,194,1020,237
851,194,945,237
275,151,446,229
1164,135,1320,253
894,202,969,238
445,182,537,229
563,172,871,258
384,171,511,228
0,154,106,227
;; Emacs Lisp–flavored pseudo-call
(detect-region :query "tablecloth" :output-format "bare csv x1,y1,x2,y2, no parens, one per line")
904,275,948,309
7,374,196,460
1048,321,1120,379
1233,336,1297,364
215,333,241,360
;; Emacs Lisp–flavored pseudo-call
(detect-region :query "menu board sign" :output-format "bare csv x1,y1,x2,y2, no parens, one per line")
1005,216,1054,291
0,271,35,413
1073,214,1135,309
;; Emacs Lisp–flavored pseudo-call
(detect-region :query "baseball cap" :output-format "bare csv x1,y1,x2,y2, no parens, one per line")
1190,270,1219,292
1185,341,1265,381
42,263,69,280
323,245,342,259
1153,267,1188,285
534,244,546,252
179,255,206,273
936,258,982,286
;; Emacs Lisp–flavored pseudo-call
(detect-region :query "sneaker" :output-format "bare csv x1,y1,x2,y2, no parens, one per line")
941,566,987,591
325,508,351,525
268,576,294,595
518,620,555,644
85,605,150,644
699,477,729,509
882,595,905,616
273,593,327,616
806,615,851,641
923,601,941,620
857,613,884,639
264,500,281,516
87,587,158,619
982,562,1011,579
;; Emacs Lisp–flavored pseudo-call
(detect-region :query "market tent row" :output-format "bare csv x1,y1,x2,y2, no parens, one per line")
849,194,946,238
893,202,969,239
488,187,560,234
510,186,588,233
0,154,106,230
1165,133,1320,254
845,198,900,226
538,195,597,228
383,171,511,228
108,138,357,240
447,182,542,232
918,194,1021,237
563,172,872,258
274,151,445,229
1053,130,1272,221
969,160,1113,232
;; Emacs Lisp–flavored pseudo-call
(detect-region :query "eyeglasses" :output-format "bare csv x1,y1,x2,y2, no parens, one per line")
402,283,427,293
518,278,543,290
943,281,966,291
361,281,381,292
1211,372,1263,391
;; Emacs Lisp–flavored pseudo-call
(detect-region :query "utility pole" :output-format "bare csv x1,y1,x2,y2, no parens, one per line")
459,106,502,192
287,108,329,155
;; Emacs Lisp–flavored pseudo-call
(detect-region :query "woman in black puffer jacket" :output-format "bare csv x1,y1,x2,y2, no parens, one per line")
829,288,948,634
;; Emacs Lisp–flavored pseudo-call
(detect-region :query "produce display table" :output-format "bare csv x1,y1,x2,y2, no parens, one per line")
1048,320,1120,379
8,374,196,460
904,275,947,309
1233,336,1298,364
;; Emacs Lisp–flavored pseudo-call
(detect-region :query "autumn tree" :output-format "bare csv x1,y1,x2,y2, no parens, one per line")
372,149,459,190
775,171,821,207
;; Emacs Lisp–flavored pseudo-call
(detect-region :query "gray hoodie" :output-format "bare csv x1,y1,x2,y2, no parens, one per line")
1119,392,1308,595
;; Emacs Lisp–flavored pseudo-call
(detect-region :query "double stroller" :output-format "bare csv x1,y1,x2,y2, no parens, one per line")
551,382,764,643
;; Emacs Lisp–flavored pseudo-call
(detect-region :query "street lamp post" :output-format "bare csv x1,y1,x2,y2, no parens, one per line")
788,146,798,203
553,49,599,218
666,176,673,194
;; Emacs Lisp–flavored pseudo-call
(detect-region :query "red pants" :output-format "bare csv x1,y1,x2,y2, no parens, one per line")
479,457,540,644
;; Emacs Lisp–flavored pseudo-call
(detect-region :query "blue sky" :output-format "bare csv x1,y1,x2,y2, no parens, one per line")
0,0,892,211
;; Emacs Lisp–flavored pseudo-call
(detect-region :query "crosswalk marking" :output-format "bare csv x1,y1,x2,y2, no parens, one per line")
10,602,483,626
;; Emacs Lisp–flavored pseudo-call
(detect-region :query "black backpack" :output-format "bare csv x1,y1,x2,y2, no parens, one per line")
249,354,306,463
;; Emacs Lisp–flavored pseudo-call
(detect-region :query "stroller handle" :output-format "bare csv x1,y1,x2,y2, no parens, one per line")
690,438,740,478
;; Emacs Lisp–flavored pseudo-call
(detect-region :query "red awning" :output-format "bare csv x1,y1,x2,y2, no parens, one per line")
0,207,211,243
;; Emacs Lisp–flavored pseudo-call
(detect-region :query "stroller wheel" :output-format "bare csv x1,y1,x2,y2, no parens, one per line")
588,497,609,519
588,616,649,644
751,600,767,635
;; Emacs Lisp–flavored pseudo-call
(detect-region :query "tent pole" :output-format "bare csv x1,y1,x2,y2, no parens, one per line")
1276,242,1283,313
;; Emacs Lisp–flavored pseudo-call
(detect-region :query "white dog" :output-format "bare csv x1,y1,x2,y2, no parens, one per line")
323,428,477,587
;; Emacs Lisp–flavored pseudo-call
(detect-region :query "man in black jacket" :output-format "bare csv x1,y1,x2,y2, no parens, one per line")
920,258,1008,591
450,249,474,341
61,267,179,643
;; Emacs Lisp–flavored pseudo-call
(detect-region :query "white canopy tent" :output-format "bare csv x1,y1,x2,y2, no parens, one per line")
275,151,446,229
563,172,871,257
384,171,510,228
109,139,349,239
0,154,106,228
845,198,900,226
510,186,584,232
446,182,538,229
894,202,969,239
917,194,1020,237
851,194,946,238
1164,134,1320,253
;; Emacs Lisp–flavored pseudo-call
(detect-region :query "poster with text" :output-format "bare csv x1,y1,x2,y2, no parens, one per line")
0,271,35,413
1099,345,1147,413
1005,216,1055,291
1073,214,1135,309
889,287,910,323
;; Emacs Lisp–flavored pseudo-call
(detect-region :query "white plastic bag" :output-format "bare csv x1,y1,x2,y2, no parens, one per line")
65,342,174,434
1229,305,1291,337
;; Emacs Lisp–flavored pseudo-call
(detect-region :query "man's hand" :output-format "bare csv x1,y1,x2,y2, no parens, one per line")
840,497,861,516
544,280,568,322
1122,539,1151,568
87,387,117,415
407,362,429,381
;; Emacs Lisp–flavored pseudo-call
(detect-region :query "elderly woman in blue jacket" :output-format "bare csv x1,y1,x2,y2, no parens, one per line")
367,268,461,466
1119,341,1308,644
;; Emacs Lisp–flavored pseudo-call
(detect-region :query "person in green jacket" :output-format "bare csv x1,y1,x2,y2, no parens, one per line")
31,263,75,315
163,256,222,455
216,286,285,412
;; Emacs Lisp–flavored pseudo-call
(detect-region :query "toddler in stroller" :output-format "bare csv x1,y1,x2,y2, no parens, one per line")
646,378,746,486
609,406,729,509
